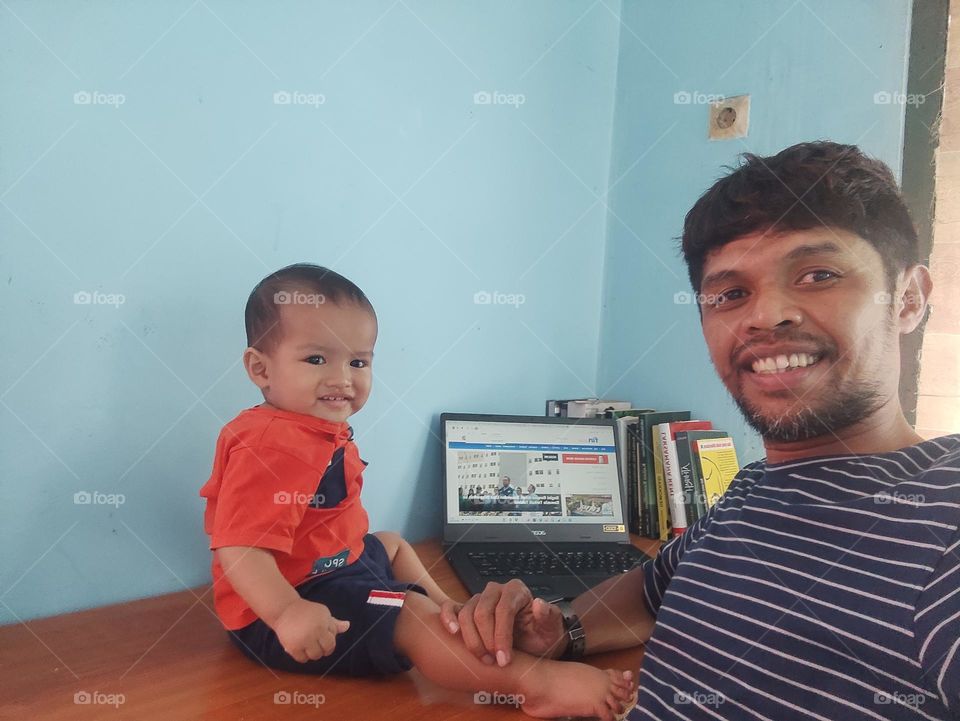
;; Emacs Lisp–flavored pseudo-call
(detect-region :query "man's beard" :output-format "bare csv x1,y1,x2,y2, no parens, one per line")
733,378,886,443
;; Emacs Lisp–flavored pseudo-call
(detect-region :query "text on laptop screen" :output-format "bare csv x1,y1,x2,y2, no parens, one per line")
445,419,624,525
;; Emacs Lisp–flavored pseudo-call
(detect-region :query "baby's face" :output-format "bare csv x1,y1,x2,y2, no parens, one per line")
261,300,377,423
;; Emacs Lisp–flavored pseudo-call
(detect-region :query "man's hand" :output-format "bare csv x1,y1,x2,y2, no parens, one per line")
273,598,350,663
439,579,565,666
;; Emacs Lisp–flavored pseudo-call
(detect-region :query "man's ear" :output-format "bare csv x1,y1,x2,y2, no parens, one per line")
243,346,270,391
897,264,933,335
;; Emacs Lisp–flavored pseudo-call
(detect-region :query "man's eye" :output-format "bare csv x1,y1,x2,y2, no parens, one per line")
712,288,746,306
305,355,326,365
350,359,369,369
799,269,839,284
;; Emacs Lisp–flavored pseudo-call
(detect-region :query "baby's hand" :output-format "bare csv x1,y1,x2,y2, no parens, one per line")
273,598,350,663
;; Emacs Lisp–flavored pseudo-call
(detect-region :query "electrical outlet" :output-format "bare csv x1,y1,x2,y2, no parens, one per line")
708,94,750,140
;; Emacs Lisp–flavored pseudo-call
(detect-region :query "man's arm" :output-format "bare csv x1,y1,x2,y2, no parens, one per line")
570,565,656,655
440,565,655,665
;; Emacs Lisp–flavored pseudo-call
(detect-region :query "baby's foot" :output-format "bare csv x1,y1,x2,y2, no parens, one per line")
519,661,636,720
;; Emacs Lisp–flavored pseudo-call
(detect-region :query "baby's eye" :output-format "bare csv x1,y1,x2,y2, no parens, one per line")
350,359,369,369
305,355,326,365
799,269,839,284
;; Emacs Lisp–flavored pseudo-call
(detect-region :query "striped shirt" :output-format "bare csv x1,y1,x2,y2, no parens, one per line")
631,434,960,721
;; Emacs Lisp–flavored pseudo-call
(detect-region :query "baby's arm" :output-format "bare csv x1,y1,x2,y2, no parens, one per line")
216,546,349,663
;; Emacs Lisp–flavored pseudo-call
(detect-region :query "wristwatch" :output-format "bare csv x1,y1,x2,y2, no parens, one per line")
552,599,586,660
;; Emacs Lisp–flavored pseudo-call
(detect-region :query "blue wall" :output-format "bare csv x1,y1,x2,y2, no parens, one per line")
1,0,913,623
0,1,620,623
597,0,913,464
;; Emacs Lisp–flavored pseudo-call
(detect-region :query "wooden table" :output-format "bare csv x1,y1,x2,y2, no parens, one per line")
0,537,658,720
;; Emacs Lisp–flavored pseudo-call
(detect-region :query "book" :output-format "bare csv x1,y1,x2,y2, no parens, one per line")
623,421,641,534
676,430,728,524
609,409,654,535
651,427,670,541
659,420,712,536
637,411,690,539
695,436,741,508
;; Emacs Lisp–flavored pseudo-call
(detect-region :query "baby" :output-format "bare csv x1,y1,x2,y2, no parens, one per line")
200,263,636,719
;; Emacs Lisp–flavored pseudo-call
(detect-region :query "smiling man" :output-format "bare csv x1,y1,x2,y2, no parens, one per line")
441,142,960,720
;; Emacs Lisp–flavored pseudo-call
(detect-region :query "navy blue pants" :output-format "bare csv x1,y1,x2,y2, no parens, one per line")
228,534,427,676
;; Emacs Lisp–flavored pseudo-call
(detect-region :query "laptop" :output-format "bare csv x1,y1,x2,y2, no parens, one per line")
441,412,650,601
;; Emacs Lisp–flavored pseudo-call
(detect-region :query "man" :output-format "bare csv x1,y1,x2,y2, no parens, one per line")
440,142,960,720
497,475,516,497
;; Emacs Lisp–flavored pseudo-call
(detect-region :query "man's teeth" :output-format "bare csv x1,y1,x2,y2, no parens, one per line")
751,353,820,374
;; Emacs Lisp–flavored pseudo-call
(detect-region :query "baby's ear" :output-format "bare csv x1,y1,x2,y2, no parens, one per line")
242,346,270,390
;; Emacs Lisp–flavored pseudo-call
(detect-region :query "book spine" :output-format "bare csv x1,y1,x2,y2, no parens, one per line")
651,428,670,539
631,425,647,536
659,424,687,536
624,424,640,534
675,432,700,526
636,415,652,538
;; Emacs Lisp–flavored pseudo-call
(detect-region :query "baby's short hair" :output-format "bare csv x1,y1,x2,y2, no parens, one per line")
244,263,375,352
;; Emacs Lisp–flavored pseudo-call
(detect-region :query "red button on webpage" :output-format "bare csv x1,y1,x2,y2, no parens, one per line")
561,453,608,464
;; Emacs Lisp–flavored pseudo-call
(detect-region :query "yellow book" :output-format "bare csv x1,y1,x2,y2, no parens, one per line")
652,426,671,541
695,437,740,508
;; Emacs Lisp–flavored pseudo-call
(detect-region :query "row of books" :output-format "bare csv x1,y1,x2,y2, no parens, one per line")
613,408,740,539
545,398,741,539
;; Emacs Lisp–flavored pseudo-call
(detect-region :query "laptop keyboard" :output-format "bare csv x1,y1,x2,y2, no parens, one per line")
467,549,644,578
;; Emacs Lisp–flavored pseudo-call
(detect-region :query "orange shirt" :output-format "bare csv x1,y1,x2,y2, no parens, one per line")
199,405,369,630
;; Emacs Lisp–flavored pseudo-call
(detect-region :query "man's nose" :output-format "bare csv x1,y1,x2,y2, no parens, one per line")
746,288,803,332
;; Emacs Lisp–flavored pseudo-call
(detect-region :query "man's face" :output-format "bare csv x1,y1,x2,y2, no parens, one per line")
698,228,902,443
501,477,510,486
257,300,377,423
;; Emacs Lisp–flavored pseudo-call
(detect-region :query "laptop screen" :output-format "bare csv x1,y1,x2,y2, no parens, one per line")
444,416,625,527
